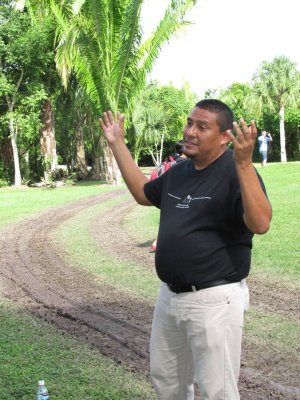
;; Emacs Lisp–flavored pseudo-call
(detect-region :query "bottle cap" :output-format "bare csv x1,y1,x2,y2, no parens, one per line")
38,380,45,386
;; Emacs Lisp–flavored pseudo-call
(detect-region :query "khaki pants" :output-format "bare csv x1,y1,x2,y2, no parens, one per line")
150,280,249,400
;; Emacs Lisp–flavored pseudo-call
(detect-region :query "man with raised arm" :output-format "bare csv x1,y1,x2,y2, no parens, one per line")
99,99,272,400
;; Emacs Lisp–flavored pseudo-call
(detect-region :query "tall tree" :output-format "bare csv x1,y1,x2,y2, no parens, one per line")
249,56,300,162
0,2,49,185
47,0,197,184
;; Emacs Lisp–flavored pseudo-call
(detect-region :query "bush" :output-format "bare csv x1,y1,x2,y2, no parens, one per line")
0,178,9,188
50,168,69,181
0,161,11,187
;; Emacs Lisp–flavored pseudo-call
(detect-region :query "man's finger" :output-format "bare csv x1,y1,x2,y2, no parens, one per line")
226,129,240,146
103,111,111,126
118,112,125,129
107,110,115,124
233,121,245,143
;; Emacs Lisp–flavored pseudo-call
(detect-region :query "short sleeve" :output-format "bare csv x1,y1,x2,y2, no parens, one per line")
144,175,164,209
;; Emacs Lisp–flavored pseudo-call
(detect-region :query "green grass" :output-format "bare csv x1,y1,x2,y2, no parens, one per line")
52,194,160,301
124,204,160,243
0,181,119,229
244,307,300,352
0,182,156,399
252,162,300,282
0,299,155,400
0,162,299,398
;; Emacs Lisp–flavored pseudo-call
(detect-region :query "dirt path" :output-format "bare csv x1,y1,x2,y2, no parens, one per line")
0,191,299,399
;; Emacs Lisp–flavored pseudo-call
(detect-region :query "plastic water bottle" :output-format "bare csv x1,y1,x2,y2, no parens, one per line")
36,380,49,400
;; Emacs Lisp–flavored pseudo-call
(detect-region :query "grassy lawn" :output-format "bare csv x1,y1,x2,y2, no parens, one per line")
0,162,299,398
0,182,155,399
0,181,120,229
52,193,160,300
251,162,300,281
0,299,155,400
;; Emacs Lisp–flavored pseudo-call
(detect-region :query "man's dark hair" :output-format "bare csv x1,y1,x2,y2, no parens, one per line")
195,99,234,132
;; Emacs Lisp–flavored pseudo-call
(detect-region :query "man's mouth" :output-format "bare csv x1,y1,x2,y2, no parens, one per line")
184,139,197,147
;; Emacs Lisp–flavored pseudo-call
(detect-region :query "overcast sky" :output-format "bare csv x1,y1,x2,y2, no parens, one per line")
141,0,300,97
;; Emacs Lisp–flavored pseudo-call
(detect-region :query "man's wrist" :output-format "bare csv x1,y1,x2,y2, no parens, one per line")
109,137,125,149
235,161,254,171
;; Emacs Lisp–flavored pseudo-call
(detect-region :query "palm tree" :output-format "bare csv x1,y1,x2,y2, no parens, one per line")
219,82,253,122
48,0,197,184
249,56,300,162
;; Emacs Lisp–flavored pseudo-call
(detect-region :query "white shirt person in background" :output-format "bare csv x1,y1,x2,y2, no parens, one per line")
258,130,272,166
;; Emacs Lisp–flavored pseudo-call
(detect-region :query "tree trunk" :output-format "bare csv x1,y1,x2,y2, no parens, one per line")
75,110,89,179
6,93,22,186
9,114,22,187
279,105,287,162
102,141,121,185
40,99,57,180
112,153,122,185
22,150,30,180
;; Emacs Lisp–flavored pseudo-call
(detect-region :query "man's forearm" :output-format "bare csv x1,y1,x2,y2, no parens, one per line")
99,111,152,205
110,140,151,205
236,164,272,234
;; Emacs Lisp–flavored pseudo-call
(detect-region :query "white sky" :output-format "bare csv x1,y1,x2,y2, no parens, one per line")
141,0,300,97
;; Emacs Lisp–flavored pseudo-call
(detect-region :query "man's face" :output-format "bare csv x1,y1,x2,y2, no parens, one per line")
183,107,228,160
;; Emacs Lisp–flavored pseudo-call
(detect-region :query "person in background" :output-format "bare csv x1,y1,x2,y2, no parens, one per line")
99,99,272,400
174,139,187,162
258,130,272,166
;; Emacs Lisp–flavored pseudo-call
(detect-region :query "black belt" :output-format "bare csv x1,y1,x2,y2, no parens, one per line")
167,279,237,294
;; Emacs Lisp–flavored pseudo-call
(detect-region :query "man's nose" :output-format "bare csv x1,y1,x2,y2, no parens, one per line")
186,125,196,136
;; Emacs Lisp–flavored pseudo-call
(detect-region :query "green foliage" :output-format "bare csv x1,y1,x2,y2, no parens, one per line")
251,56,300,111
14,0,198,183
128,81,197,165
51,0,197,116
0,159,11,187
1,2,299,186
214,58,300,162
219,82,253,122
248,56,300,161
284,108,300,160
0,3,61,184
49,167,70,181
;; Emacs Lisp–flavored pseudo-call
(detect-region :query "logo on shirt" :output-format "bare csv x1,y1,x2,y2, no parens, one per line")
168,193,211,209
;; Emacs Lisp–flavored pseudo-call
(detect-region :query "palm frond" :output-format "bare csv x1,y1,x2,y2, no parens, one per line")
124,0,197,112
113,0,143,107
51,0,198,117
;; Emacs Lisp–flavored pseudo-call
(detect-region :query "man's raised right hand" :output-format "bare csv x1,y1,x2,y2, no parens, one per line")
99,111,125,144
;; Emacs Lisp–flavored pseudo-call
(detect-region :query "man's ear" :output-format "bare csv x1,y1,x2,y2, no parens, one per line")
221,132,231,145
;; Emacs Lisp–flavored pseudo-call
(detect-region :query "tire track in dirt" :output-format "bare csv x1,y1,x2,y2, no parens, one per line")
0,190,152,372
0,190,299,399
